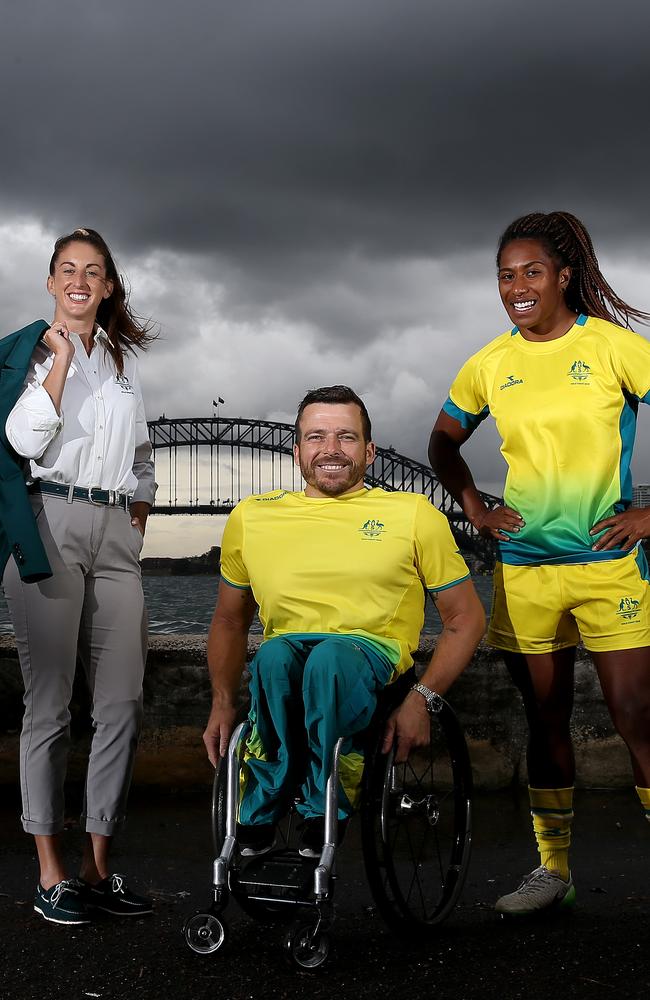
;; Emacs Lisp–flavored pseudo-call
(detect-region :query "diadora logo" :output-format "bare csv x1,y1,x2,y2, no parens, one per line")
254,491,288,502
499,374,524,391
359,518,385,540
616,596,640,623
568,360,592,385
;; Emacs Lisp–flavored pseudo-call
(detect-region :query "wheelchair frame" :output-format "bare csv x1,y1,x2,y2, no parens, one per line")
184,684,473,969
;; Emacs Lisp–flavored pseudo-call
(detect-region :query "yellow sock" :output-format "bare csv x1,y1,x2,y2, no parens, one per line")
529,786,574,881
635,786,650,822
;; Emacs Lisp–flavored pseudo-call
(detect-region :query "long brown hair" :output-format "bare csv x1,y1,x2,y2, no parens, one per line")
496,211,650,329
49,228,156,373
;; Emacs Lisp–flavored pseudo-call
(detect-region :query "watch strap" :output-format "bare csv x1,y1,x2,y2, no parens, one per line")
410,682,444,714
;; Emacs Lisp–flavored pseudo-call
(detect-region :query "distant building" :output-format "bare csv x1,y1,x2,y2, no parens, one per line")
632,484,650,507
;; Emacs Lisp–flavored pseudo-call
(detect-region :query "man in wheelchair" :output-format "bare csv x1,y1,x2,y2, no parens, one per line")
202,385,485,859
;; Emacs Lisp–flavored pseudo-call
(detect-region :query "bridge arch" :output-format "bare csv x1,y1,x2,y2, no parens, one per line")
147,416,500,564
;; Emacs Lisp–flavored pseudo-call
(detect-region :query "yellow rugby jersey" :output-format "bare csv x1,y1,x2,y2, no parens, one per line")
443,314,650,565
220,487,470,674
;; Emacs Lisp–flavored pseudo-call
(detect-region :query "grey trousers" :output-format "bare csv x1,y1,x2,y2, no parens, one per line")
3,494,147,836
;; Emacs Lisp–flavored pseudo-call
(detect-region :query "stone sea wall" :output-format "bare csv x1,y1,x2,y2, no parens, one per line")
0,634,632,790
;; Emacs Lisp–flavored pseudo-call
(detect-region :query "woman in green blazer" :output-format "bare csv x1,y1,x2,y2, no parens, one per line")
3,229,156,925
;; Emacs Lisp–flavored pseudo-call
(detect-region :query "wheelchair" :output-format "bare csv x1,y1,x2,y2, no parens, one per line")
183,672,473,969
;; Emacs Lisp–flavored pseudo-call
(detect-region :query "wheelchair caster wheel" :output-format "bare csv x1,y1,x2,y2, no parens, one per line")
284,918,331,970
183,912,227,955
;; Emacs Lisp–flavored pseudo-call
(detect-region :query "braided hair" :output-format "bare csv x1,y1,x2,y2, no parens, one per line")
496,212,650,329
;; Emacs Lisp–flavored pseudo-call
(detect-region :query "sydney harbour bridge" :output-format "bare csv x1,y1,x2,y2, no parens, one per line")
146,415,501,564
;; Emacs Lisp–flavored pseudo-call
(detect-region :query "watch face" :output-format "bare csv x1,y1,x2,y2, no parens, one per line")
413,683,443,714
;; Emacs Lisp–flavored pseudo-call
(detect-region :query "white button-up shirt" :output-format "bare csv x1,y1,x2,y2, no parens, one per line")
5,327,156,504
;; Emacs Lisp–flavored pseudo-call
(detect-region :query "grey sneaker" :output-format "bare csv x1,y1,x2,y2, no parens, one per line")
34,880,91,926
495,865,576,916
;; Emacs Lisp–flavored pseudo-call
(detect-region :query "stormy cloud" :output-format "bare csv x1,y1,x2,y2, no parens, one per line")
2,0,649,553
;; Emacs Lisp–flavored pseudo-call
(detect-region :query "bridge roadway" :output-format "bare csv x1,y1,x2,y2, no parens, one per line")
147,415,501,564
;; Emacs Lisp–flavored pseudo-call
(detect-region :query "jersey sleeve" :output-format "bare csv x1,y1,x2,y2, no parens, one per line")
613,329,650,402
219,501,251,589
413,496,471,592
442,353,490,431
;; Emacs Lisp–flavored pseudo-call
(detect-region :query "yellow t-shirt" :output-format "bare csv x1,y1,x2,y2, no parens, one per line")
443,314,650,565
220,487,469,674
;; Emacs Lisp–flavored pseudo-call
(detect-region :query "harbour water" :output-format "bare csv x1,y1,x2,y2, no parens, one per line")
0,573,493,636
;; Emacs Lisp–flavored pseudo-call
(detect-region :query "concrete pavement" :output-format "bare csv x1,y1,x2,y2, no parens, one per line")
0,785,648,1000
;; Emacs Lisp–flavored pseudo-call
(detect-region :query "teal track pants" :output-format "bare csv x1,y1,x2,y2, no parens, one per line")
239,636,393,824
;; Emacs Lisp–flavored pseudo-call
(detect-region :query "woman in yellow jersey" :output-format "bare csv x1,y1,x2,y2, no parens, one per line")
430,211,650,916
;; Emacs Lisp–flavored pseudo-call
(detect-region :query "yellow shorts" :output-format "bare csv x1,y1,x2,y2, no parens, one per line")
487,548,650,654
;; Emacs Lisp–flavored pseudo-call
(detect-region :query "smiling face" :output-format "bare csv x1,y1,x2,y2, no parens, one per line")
47,240,114,330
497,238,575,340
294,402,376,498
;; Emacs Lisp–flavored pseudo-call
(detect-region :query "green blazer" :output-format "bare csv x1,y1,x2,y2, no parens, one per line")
0,320,52,582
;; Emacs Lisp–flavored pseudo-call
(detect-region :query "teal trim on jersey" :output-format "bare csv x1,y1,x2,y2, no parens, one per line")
635,546,650,584
498,542,631,566
442,395,489,431
642,389,650,405
618,392,639,509
427,572,470,594
220,573,252,590
510,313,588,336
273,631,399,668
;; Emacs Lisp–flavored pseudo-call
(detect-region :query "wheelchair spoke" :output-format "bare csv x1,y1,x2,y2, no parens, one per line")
362,698,473,932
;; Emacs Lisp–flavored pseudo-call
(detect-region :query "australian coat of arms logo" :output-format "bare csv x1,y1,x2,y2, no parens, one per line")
617,596,640,623
359,518,385,540
114,373,135,394
568,360,592,384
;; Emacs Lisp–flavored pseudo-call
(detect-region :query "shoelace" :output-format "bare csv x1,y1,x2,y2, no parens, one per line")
49,879,79,908
109,874,125,895
515,868,560,897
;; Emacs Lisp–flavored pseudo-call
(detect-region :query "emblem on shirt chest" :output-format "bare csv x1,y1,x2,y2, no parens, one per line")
115,374,134,394
359,518,385,540
567,360,592,385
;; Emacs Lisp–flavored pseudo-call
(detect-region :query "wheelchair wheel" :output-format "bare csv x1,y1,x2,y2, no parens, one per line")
361,698,472,935
284,917,331,970
184,912,227,955
211,756,227,858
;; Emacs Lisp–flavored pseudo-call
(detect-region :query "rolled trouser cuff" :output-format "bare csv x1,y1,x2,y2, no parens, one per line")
81,814,126,836
21,815,66,836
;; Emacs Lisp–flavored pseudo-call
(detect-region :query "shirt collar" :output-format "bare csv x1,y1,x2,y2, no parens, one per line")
94,324,111,345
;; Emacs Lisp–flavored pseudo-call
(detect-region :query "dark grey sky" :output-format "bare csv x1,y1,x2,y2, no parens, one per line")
4,1,650,257
2,0,650,552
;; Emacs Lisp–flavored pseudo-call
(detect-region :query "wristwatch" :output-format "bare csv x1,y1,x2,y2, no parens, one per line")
410,682,444,714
